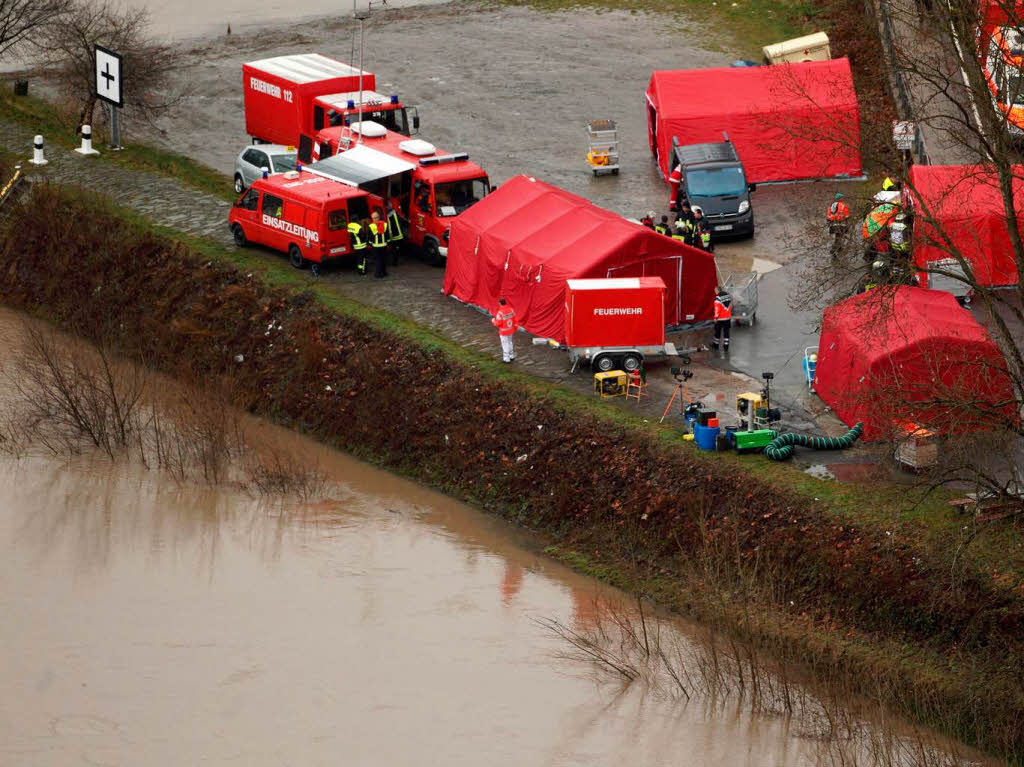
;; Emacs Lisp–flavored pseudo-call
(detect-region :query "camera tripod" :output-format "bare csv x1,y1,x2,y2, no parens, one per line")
659,367,696,424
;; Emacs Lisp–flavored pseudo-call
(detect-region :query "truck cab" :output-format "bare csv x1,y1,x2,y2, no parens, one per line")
312,122,490,264
311,91,419,138
671,137,755,238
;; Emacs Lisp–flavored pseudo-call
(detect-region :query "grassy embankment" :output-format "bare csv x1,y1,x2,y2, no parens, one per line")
1,179,1023,763
0,91,234,203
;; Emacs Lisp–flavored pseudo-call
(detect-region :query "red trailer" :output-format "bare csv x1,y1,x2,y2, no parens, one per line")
562,278,682,372
243,54,376,147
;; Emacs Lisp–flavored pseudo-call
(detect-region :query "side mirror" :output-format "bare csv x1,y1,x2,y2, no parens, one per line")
413,115,421,131
748,183,757,192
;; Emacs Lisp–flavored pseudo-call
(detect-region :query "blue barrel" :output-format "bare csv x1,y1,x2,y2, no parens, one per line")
693,423,721,451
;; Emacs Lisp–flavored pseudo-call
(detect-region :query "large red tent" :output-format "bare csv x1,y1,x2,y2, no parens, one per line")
908,164,1022,288
443,175,717,343
646,59,862,184
814,287,1013,440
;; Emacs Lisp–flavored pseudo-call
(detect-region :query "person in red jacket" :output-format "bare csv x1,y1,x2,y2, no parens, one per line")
492,297,518,363
668,164,682,211
712,287,733,351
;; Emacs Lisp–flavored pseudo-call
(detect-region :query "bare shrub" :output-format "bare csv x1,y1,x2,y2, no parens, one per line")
1,319,326,500
539,597,969,767
9,323,147,457
243,443,326,501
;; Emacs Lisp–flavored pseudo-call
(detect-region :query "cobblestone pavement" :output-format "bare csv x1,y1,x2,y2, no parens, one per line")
0,121,235,245
0,116,771,432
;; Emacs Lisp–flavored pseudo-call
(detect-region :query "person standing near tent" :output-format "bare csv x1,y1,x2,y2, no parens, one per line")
826,192,850,259
349,218,369,274
492,297,518,363
654,215,671,236
369,210,389,279
386,200,404,266
640,211,655,229
668,164,682,211
712,287,733,351
691,207,710,249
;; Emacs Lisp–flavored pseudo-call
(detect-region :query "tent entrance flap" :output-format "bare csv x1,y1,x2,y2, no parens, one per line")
606,256,683,325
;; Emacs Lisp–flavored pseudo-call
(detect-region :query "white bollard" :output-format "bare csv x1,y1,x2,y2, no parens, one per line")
30,135,47,166
75,124,99,156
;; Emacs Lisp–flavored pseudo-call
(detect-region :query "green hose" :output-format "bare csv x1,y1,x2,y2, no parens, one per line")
764,422,864,461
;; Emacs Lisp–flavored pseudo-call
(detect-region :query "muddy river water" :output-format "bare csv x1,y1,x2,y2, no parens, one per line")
0,308,981,766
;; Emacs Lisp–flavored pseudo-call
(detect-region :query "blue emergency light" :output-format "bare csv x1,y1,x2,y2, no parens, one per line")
347,99,355,109
390,93,399,104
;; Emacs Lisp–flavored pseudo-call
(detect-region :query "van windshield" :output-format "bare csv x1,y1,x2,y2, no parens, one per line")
686,167,747,197
434,177,489,216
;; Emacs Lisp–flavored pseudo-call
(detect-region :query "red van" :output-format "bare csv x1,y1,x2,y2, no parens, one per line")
228,170,372,275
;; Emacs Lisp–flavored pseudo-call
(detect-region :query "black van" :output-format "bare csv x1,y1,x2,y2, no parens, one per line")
671,135,756,238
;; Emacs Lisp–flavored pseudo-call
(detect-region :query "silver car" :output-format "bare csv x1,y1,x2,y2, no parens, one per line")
233,144,298,194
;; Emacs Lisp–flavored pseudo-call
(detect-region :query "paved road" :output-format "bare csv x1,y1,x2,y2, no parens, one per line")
879,0,983,165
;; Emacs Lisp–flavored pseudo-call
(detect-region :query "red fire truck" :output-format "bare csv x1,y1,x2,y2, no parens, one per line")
228,169,372,276
242,53,417,152
310,122,490,264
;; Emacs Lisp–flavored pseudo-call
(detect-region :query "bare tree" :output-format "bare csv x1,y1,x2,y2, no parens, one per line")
35,0,180,130
0,0,70,57
773,0,1024,511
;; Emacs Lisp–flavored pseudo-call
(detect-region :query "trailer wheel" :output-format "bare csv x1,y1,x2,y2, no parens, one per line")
621,353,642,372
231,224,247,248
593,354,615,373
611,168,619,175
288,244,306,270
423,239,443,267
233,174,245,195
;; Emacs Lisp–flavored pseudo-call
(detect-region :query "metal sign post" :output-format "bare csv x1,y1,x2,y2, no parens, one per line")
94,44,124,150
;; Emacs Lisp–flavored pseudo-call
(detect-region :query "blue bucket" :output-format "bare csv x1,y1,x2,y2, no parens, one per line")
693,423,721,451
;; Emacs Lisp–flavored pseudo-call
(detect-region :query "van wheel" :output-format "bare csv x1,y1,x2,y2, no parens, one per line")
621,353,641,372
231,224,247,248
288,244,306,270
593,354,615,373
423,239,443,267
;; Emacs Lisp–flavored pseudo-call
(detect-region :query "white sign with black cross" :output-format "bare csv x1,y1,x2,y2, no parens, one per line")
94,44,123,149
94,44,123,107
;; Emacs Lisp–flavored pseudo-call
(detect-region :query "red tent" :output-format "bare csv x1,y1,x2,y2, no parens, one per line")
814,287,1013,440
443,175,717,342
908,164,1022,288
645,59,862,184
